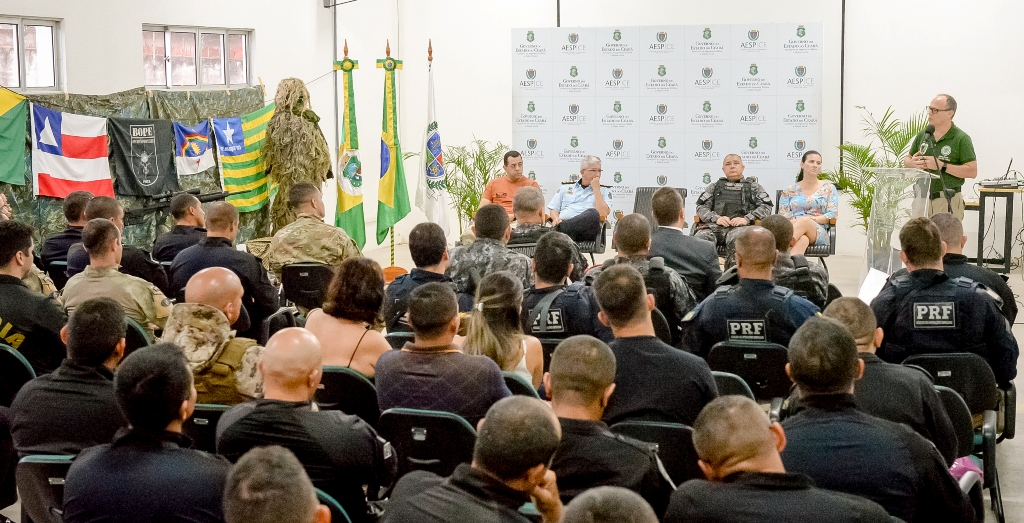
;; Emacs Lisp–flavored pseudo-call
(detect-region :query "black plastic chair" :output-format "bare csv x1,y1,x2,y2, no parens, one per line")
282,262,335,311
774,189,836,269
712,371,755,400
0,343,36,407
315,488,353,523
258,307,298,346
633,187,687,232
316,366,380,428
124,317,152,358
935,385,998,522
538,338,562,373
384,332,415,350
707,341,791,402
182,403,231,454
45,260,69,291
576,221,609,264
650,308,674,347
507,242,538,258
17,454,73,523
502,371,539,398
378,408,476,478
610,421,699,487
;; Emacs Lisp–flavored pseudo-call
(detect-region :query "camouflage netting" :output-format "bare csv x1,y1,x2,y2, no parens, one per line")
263,78,332,232
0,85,270,249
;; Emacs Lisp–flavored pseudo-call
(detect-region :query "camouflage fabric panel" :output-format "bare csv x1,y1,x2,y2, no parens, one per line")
160,303,233,372
265,217,360,276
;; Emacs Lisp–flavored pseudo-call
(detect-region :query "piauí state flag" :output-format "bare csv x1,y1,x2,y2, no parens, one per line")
0,88,26,185
174,120,216,175
416,60,450,235
376,55,411,244
213,103,276,212
334,57,366,249
30,103,114,198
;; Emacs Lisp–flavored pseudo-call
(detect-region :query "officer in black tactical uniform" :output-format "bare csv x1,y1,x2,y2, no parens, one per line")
585,213,696,347
693,154,773,267
682,226,819,359
871,217,1018,388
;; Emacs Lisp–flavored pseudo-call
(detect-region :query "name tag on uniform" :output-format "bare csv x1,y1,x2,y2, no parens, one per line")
913,302,956,328
727,320,767,341
532,308,566,333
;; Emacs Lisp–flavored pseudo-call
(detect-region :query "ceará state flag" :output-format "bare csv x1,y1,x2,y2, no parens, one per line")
31,104,114,198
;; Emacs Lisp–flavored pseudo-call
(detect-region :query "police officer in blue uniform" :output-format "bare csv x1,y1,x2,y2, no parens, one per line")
692,154,773,267
682,226,819,359
871,217,1018,388
547,155,613,243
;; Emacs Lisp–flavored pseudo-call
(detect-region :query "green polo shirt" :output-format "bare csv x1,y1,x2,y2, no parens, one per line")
909,123,976,194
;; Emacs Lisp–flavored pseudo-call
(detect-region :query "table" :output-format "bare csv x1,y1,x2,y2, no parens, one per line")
967,188,1024,274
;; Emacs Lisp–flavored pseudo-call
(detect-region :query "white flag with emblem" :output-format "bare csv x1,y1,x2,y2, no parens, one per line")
416,57,451,235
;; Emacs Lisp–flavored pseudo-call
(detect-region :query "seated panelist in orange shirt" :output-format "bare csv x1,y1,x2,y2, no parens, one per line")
480,151,540,217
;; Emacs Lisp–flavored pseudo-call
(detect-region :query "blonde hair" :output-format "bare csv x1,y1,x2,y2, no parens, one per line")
463,272,525,370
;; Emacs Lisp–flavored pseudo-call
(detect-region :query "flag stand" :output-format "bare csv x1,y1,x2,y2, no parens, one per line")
382,226,407,283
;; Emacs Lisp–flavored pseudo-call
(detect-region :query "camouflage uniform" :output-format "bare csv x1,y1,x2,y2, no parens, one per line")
446,238,533,294
160,302,264,403
693,177,773,267
22,266,59,299
585,255,697,337
508,223,589,281
262,212,361,279
62,265,172,338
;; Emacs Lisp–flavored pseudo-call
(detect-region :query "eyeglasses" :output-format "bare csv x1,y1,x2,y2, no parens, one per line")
584,168,603,173
926,106,952,115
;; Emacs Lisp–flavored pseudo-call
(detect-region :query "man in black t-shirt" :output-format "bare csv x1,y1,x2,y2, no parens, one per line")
41,190,92,268
153,193,207,263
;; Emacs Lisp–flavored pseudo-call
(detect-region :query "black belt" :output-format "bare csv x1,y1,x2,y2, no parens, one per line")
930,188,960,200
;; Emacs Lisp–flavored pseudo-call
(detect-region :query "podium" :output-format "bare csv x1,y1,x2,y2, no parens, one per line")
863,168,934,278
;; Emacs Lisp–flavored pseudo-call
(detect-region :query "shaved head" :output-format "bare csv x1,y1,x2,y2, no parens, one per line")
823,297,876,347
735,226,777,272
206,201,239,232
260,328,323,395
185,267,245,323
693,396,776,470
930,212,964,248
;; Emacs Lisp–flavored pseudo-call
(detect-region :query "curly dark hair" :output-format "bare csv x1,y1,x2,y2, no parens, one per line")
322,257,385,324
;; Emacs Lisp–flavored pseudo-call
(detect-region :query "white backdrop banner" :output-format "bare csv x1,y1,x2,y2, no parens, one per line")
512,24,823,224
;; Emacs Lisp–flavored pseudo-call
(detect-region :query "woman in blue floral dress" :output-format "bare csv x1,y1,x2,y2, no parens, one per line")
778,150,838,255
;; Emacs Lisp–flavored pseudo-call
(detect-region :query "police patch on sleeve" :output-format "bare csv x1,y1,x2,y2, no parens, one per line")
726,319,767,341
913,302,956,328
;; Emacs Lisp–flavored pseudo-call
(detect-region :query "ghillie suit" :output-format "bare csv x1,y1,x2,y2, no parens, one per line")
263,78,333,232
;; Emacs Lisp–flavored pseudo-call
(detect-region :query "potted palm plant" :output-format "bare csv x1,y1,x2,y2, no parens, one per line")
444,139,509,234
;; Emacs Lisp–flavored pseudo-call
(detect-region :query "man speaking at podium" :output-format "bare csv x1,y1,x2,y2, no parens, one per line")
904,94,977,220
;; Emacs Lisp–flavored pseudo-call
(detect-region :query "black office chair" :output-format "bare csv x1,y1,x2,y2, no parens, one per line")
46,260,69,291
124,317,152,358
507,242,538,258
0,343,35,407
935,385,997,522
633,186,688,232
315,488,353,523
282,262,335,311
712,371,756,400
774,189,836,270
651,307,674,347
182,404,231,454
258,307,298,346
610,421,700,487
378,408,476,478
576,221,609,264
17,455,73,523
384,332,415,350
502,371,539,398
316,366,380,428
707,341,791,403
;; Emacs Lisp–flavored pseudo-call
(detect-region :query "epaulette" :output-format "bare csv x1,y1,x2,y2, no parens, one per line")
890,274,912,288
953,276,976,288
769,286,794,301
648,256,666,272
562,180,576,184
600,184,612,188
714,285,733,297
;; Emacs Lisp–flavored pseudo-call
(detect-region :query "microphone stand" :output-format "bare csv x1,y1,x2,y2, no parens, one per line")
926,131,953,214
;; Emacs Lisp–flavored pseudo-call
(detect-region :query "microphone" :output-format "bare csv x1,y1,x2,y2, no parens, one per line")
919,125,936,155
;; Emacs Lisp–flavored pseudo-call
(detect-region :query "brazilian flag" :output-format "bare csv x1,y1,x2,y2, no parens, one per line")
376,55,411,244
0,88,27,185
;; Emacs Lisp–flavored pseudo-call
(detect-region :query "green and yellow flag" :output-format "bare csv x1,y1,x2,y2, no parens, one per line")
213,103,277,212
376,53,411,244
334,55,366,249
0,88,27,185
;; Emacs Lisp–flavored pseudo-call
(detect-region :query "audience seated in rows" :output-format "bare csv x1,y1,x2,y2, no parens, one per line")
586,213,696,347
648,186,722,302
563,486,658,523
593,264,717,426
375,282,510,426
11,298,127,456
446,203,532,295
217,328,395,522
41,190,92,268
305,258,391,378
264,182,362,280
383,222,471,333
153,192,207,263
822,297,957,465
0,220,67,374
508,186,588,281
67,196,170,293
462,271,543,388
521,231,611,342
160,267,263,404
384,396,563,523
682,226,819,359
780,317,975,522
63,219,172,338
63,343,231,523
223,445,332,523
170,201,279,340
872,217,1018,387
546,335,674,516
663,395,892,522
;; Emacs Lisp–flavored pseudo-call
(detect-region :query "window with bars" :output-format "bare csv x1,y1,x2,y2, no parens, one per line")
143,26,251,89
0,17,61,91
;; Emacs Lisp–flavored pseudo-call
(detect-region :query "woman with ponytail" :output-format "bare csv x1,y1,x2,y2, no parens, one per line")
461,271,543,389
778,150,838,255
